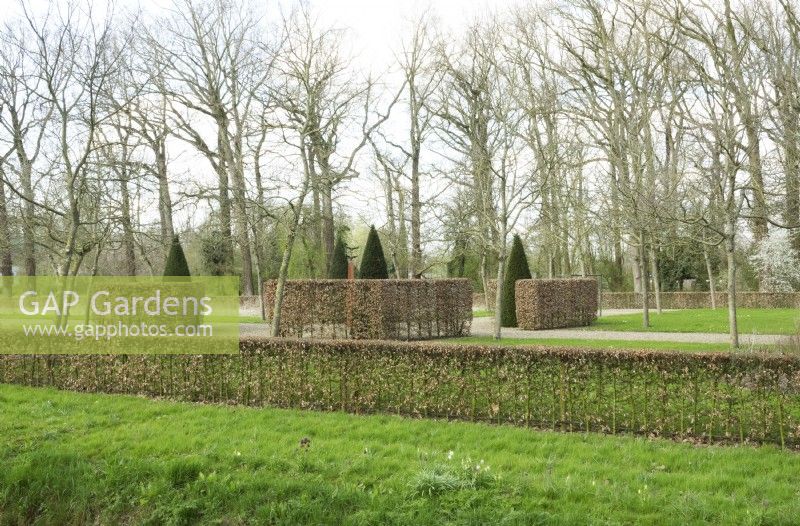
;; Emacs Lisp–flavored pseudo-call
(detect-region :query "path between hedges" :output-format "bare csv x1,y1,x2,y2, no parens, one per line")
469,317,789,346
240,317,789,346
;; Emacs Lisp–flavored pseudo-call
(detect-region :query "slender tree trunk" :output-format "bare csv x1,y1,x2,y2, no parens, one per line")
637,238,650,328
493,240,507,340
120,171,137,276
271,143,313,337
480,250,491,311
649,245,661,314
270,230,297,337
314,147,336,273
610,166,624,289
396,180,409,278
383,175,401,279
410,140,422,279
726,239,739,348
215,155,235,274
745,123,768,245
0,175,13,278
19,159,36,276
252,140,269,284
704,245,717,309
219,124,255,296
320,182,335,274
155,139,174,247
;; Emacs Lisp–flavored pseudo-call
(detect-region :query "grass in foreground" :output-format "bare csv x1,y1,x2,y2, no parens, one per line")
591,308,800,335
448,336,771,353
2,385,799,525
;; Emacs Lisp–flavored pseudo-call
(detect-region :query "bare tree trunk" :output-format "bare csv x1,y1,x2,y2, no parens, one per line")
320,181,336,273
410,151,422,278
119,171,137,276
384,175,401,279
155,139,174,247
704,245,717,309
270,152,312,337
396,180,409,278
480,250,491,311
493,240,507,340
0,175,13,277
637,238,650,328
219,124,255,296
215,155,235,273
19,159,36,276
649,245,662,314
726,240,739,348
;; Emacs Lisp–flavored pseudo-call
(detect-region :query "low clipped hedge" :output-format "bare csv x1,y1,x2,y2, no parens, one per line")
2,339,800,448
603,292,800,309
262,279,472,340
515,278,598,329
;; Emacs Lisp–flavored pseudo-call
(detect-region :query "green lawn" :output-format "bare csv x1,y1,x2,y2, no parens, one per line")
591,308,800,335
472,309,493,318
448,336,771,353
2,385,799,525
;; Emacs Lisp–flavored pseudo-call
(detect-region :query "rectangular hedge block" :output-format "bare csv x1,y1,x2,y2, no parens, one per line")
515,278,598,329
262,279,472,340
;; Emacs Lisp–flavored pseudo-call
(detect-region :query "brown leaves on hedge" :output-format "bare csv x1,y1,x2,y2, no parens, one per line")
2,338,800,448
603,292,800,309
515,278,598,330
262,279,473,340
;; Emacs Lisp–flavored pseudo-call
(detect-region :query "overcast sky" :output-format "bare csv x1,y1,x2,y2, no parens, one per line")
0,0,527,235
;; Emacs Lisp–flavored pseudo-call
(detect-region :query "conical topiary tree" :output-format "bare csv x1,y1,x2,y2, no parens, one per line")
164,234,191,277
358,226,388,279
329,235,349,279
501,234,532,327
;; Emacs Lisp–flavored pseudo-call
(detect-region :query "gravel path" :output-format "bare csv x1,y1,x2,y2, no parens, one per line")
241,318,788,346
469,317,789,346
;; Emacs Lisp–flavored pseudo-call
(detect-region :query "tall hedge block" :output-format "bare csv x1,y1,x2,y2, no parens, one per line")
359,226,388,279
515,278,597,329
501,235,532,327
262,279,472,340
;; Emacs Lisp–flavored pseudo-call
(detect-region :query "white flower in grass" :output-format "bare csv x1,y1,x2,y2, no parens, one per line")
447,450,454,460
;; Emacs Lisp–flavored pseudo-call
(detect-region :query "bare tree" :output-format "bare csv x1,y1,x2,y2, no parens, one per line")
148,0,268,292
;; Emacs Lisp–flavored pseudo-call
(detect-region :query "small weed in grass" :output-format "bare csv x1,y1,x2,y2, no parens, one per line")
410,452,496,496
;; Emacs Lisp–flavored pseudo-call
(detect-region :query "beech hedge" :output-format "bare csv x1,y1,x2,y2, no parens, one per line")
515,278,598,329
603,292,800,309
2,339,799,448
262,279,472,340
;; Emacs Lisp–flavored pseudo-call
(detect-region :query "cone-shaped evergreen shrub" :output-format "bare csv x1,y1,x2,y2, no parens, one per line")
501,234,532,327
329,235,349,279
358,226,388,279
164,234,191,277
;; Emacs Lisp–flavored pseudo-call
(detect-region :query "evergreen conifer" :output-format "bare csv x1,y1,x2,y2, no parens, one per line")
501,234,532,326
358,226,389,279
